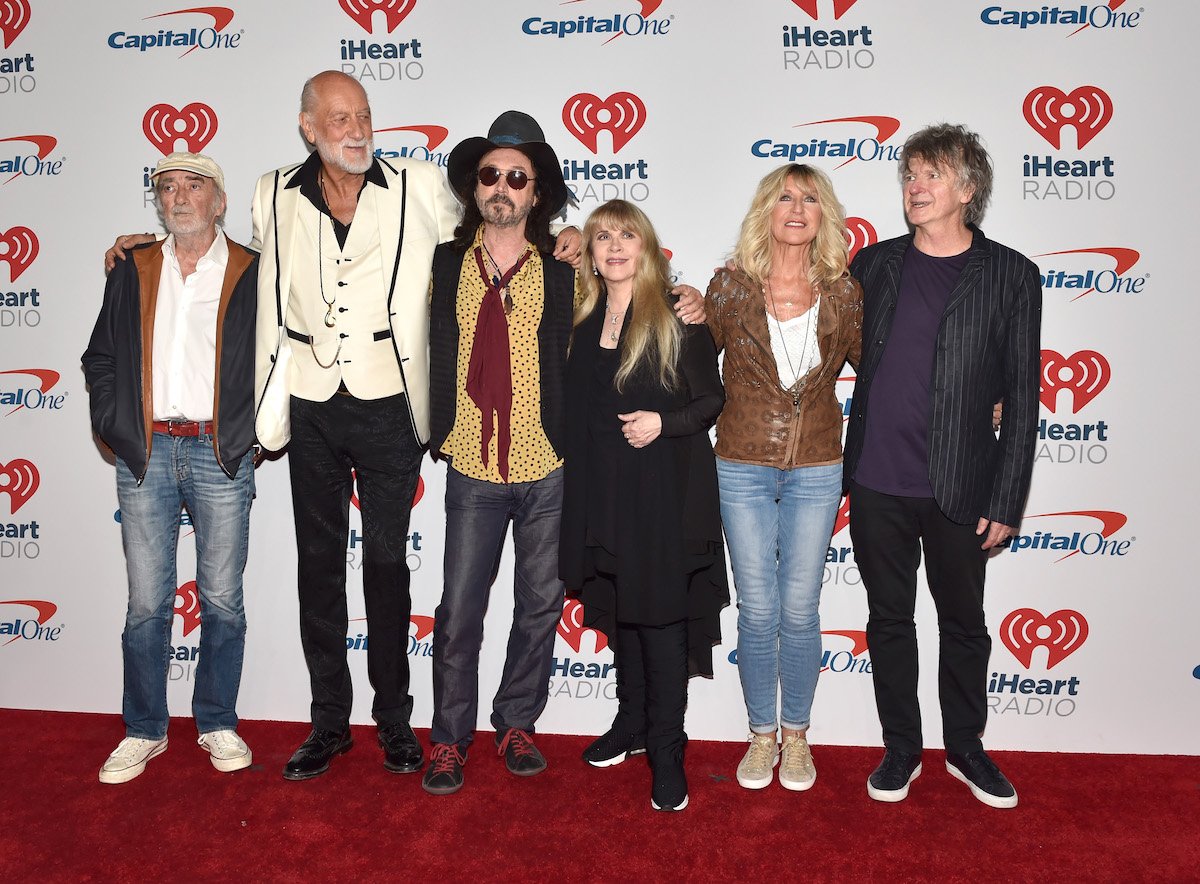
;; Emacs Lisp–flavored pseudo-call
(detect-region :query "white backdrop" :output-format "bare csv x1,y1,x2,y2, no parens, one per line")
1,0,1196,755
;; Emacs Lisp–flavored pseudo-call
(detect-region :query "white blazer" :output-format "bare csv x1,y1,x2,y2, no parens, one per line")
250,155,459,450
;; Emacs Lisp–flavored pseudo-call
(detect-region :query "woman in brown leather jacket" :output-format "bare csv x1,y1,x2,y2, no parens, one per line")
705,164,862,793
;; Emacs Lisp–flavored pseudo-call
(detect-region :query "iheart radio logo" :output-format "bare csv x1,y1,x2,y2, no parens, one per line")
349,472,425,509
563,92,647,154
832,494,850,536
143,103,219,156
844,216,876,263
0,226,38,282
1,599,56,646
0,0,31,48
1000,608,1088,669
0,459,39,514
373,125,448,149
174,581,202,636
1040,349,1110,413
557,598,609,653
339,0,416,33
1024,85,1113,150
790,0,860,19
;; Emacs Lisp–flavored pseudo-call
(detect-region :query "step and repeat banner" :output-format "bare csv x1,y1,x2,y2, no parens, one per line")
1,1,1195,754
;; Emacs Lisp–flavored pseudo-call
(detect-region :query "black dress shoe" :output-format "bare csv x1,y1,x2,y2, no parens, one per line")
283,728,352,781
378,722,423,773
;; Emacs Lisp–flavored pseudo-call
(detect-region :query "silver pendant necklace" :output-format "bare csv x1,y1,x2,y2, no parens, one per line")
604,298,627,344
766,278,815,390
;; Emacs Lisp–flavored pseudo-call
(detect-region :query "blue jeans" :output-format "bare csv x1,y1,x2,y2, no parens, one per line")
432,467,565,748
717,458,841,733
115,433,254,740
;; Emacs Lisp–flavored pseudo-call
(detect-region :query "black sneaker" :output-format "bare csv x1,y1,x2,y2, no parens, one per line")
582,727,647,768
650,748,688,812
945,750,1018,809
421,743,466,795
495,728,547,776
866,749,922,802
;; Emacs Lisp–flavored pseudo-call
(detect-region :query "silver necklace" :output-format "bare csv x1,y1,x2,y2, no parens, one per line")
765,278,815,391
604,298,628,344
311,171,343,370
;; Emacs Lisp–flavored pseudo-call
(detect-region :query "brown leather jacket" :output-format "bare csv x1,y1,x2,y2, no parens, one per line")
705,267,862,468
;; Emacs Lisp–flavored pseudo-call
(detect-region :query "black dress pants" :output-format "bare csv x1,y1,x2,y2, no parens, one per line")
612,619,688,757
288,392,422,732
849,482,990,756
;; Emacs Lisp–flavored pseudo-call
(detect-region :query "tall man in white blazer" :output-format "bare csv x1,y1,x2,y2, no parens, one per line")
251,70,459,781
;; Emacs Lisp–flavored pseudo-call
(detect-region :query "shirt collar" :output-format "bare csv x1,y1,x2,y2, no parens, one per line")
163,228,228,270
286,149,389,193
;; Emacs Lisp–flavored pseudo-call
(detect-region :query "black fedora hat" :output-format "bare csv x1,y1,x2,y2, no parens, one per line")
447,110,572,216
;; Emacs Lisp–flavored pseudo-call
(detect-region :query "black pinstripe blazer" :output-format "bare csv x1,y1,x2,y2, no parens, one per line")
844,226,1042,527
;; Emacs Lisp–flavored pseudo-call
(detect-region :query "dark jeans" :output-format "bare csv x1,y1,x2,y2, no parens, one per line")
849,482,990,756
289,393,421,732
431,466,565,748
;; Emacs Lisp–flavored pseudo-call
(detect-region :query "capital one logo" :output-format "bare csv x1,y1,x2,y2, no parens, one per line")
339,0,415,33
1,0,31,48
1000,608,1088,669
563,92,647,154
790,0,860,19
1040,349,1110,413
143,103,219,156
1,600,56,646
1024,85,1113,150
1034,246,1141,301
0,135,57,186
174,581,202,636
844,216,876,263
0,458,38,514
557,598,609,653
373,125,448,150
1,368,60,416
0,226,38,282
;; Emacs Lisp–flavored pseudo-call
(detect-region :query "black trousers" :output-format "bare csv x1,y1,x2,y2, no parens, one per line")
612,619,688,758
848,482,990,756
288,393,422,732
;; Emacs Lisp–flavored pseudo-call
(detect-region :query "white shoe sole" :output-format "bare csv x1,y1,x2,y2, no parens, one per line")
209,749,253,773
945,760,1018,809
98,739,168,784
651,793,689,811
586,747,646,769
866,762,921,802
736,755,778,790
779,770,816,792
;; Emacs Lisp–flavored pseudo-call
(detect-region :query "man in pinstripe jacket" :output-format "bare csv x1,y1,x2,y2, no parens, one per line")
844,124,1041,809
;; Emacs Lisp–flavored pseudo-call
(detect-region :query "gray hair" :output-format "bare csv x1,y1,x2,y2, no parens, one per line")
899,123,993,226
152,176,227,230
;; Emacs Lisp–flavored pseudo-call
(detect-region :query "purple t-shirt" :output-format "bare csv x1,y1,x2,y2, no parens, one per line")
854,244,970,497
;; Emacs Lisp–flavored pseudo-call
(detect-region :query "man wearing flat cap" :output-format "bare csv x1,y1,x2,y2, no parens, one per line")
84,152,259,784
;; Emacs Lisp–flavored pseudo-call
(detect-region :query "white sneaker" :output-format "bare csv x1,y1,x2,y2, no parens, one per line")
735,732,778,789
99,736,168,784
198,730,253,772
778,732,817,791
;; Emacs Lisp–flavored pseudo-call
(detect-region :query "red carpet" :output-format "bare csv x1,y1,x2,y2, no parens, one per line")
1,709,1195,882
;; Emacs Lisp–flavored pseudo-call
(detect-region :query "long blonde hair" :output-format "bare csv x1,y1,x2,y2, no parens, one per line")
732,163,849,289
576,200,680,392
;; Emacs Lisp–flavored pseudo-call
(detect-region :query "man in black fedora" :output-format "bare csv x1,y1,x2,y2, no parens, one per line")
421,111,702,794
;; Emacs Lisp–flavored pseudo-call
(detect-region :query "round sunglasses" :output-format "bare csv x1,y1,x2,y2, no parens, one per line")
477,166,536,190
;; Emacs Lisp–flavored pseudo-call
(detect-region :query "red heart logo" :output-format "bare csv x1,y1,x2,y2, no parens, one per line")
844,216,877,263
1000,608,1088,669
143,103,220,156
790,0,860,20
0,226,39,282
563,92,647,154
556,598,609,653
1023,85,1113,149
1040,349,1110,413
0,0,31,49
0,458,39,514
339,0,416,33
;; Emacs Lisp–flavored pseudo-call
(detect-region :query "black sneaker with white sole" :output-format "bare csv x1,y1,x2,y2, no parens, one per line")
945,750,1018,809
866,749,922,802
582,728,647,768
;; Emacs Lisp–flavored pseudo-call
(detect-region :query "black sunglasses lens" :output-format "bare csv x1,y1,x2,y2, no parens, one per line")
506,171,529,190
477,166,500,186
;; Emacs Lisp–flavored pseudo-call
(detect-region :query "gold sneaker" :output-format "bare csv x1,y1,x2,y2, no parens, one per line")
735,732,778,789
779,732,816,791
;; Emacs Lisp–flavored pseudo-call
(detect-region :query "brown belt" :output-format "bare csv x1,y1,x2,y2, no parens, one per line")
152,419,212,436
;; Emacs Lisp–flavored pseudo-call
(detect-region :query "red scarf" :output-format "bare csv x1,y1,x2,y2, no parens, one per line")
465,245,531,482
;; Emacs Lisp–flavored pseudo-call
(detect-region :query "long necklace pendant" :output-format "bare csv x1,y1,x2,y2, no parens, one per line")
324,307,336,328
609,329,618,344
